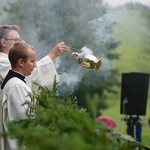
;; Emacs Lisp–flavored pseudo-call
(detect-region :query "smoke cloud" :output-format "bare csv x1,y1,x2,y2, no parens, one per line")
1,0,142,96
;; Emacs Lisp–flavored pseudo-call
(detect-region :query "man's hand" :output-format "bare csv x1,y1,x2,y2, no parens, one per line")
49,41,68,60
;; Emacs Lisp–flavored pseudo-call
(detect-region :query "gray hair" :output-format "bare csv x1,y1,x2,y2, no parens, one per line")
0,25,20,48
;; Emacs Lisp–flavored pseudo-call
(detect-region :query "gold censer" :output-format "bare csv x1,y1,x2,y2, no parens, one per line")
66,46,101,70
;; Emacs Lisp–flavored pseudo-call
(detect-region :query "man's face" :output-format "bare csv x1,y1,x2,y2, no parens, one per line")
23,48,36,76
5,30,21,51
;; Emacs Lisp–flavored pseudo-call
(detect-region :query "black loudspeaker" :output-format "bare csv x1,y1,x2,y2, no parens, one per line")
120,72,149,115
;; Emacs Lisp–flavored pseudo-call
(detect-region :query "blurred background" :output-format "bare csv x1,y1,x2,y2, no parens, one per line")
0,0,150,146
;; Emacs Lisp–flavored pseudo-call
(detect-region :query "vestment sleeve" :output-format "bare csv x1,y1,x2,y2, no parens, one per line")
0,57,11,80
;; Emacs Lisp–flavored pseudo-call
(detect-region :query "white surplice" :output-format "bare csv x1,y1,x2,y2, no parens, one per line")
0,52,59,89
0,89,7,150
1,77,33,150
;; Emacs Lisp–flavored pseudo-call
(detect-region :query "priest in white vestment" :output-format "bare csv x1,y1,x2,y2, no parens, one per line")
0,24,68,150
1,42,51,150
0,25,68,89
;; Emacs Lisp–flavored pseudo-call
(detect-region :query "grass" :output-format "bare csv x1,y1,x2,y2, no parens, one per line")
101,96,150,146
101,8,150,147
111,9,150,73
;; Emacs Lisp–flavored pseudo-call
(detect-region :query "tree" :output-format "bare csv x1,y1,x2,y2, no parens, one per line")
1,0,120,116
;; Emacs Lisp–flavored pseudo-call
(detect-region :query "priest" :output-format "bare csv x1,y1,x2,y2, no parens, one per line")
0,25,67,89
1,42,38,150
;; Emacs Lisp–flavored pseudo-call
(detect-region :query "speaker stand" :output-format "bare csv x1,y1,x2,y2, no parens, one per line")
133,124,136,140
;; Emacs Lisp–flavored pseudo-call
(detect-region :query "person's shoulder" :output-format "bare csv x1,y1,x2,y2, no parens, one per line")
3,77,26,92
0,52,9,62
0,52,8,57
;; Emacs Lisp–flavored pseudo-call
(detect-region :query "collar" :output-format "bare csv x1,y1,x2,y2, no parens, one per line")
1,70,26,89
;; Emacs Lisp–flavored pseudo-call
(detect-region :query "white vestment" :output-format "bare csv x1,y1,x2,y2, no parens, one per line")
1,77,33,150
0,89,7,150
0,52,59,89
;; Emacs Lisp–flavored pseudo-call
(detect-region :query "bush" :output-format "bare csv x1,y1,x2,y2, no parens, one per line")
8,85,150,150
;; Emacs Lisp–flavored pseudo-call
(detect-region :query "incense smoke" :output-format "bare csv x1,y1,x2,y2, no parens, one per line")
1,0,148,96
0,0,120,96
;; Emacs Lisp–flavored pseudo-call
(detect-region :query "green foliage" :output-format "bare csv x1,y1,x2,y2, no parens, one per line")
73,69,120,118
8,86,119,150
7,85,150,150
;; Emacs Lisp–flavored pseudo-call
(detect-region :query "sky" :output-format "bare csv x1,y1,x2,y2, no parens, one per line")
103,0,150,7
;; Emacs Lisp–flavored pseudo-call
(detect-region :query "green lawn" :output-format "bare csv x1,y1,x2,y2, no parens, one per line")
111,9,150,74
101,9,150,147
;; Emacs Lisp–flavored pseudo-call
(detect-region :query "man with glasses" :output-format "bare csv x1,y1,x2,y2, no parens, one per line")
0,25,67,89
3,38,23,42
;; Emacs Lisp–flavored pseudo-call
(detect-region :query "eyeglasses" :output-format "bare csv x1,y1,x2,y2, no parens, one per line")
5,38,24,43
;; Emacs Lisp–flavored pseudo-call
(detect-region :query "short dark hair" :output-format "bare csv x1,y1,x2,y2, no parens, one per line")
9,42,34,68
